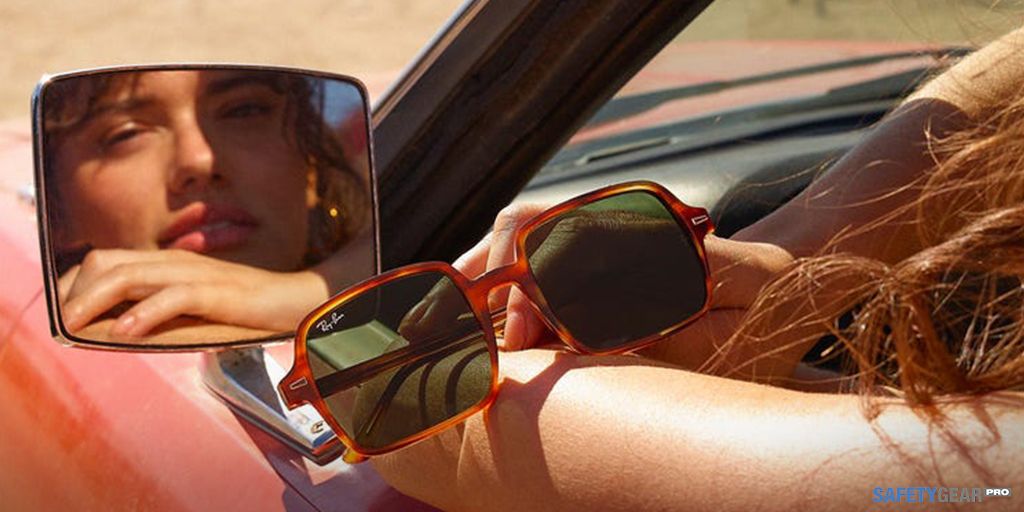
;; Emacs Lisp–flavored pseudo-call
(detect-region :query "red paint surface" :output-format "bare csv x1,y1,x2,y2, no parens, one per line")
0,117,431,511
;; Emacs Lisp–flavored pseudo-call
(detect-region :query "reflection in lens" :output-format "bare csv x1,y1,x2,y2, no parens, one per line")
525,191,707,351
306,271,493,451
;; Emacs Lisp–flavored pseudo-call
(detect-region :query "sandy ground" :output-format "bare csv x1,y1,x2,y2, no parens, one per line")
0,0,464,118
0,0,1021,119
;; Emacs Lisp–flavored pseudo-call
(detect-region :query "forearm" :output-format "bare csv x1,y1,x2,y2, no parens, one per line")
372,350,1023,511
374,349,802,511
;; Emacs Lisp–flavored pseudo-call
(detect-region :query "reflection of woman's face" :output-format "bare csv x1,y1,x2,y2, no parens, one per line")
53,70,313,271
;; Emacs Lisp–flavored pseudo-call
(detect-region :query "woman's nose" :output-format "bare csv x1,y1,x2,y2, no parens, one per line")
169,117,219,193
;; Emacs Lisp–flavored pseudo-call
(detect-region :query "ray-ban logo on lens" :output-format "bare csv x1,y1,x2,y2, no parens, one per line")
317,312,346,333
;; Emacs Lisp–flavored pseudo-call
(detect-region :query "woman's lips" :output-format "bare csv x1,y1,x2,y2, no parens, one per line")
165,222,257,253
159,203,259,254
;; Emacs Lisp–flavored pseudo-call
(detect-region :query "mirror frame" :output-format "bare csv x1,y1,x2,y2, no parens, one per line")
32,63,380,351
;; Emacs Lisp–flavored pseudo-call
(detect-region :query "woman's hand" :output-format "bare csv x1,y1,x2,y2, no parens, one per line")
455,202,794,364
58,248,329,338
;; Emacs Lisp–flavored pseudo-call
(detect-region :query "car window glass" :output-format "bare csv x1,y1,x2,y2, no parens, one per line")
519,0,1024,209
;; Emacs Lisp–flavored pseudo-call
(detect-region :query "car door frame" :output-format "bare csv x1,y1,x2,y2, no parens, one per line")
372,0,713,268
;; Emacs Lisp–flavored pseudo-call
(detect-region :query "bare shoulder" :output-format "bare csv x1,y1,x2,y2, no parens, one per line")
909,24,1024,118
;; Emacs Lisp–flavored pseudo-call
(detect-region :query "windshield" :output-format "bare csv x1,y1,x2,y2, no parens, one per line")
520,1,1024,200
522,0,1024,216
571,0,1023,143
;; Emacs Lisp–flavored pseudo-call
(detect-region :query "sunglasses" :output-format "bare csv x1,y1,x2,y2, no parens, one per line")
278,181,714,463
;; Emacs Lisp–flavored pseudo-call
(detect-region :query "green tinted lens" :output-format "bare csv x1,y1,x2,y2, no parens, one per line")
306,271,493,451
524,191,707,351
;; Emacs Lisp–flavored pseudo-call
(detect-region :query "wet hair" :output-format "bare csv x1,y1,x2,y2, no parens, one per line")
715,84,1024,415
42,69,370,270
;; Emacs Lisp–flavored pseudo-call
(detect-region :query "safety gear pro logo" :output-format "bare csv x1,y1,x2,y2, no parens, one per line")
872,487,1012,504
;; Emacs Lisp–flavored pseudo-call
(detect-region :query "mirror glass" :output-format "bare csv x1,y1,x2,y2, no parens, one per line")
36,66,376,349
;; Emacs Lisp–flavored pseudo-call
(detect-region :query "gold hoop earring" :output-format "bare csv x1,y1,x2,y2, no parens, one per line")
305,167,348,265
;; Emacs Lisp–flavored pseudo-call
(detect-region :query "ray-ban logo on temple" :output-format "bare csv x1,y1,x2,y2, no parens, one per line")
316,311,346,333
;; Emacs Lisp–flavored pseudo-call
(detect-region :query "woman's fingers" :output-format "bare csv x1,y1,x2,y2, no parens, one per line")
63,260,204,331
486,204,553,350
57,247,328,337
500,286,548,351
449,203,553,350
64,262,155,330
452,230,495,279
57,264,82,303
484,203,549,305
60,248,248,335
107,270,287,337
110,284,208,337
453,203,549,277
63,249,194,303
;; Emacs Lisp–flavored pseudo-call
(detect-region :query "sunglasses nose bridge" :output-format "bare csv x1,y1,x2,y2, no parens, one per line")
466,261,527,296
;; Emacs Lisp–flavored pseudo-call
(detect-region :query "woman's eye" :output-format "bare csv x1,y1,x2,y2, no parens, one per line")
100,125,145,150
221,101,273,119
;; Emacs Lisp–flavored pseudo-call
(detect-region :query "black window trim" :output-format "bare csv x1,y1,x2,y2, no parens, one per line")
372,0,714,268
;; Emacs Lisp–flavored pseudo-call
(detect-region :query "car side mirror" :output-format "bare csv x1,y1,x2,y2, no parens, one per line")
33,65,378,350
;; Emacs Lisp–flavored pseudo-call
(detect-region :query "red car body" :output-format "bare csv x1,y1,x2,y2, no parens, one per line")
0,40,939,510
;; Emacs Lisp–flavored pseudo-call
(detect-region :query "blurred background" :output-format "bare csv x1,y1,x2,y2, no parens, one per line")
0,0,464,118
1,0,1021,119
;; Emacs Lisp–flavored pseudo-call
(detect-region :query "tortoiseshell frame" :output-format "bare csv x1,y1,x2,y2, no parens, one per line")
279,180,715,463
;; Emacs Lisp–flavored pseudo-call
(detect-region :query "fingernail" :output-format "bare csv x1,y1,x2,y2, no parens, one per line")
63,306,82,331
112,314,136,336
453,253,470,272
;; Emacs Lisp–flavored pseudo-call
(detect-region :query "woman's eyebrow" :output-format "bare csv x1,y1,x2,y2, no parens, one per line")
203,74,282,97
72,97,155,132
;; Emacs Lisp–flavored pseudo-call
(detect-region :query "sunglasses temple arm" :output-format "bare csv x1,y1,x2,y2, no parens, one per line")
333,338,490,462
353,356,424,442
314,327,487,398
354,340,489,443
